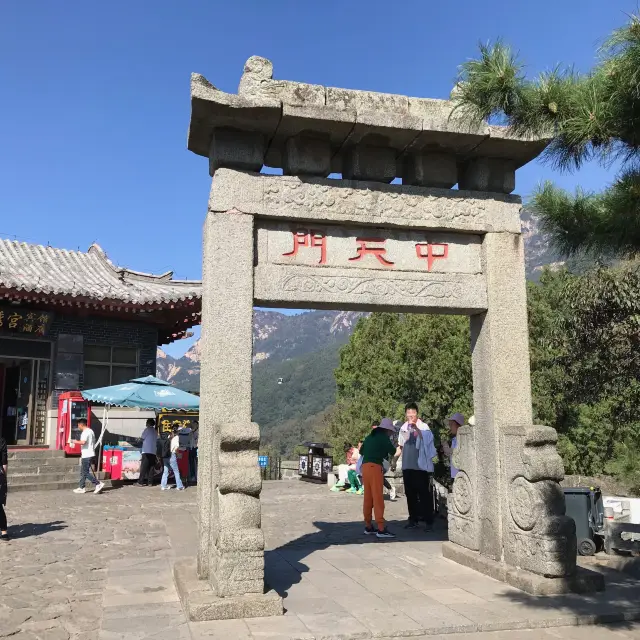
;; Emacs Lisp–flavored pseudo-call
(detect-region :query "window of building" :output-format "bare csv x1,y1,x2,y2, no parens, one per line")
84,345,138,389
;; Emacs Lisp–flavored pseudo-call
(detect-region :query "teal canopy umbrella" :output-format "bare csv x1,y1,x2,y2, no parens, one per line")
81,376,200,410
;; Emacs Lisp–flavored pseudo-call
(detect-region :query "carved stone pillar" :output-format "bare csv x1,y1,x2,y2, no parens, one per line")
502,425,576,577
448,425,479,551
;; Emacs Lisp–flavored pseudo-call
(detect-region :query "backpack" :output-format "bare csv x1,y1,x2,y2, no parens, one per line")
159,437,171,459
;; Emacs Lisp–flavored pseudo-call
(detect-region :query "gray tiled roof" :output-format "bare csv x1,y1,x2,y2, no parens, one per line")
0,239,202,306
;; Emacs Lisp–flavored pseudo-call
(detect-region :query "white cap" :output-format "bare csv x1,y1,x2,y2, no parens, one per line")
447,412,465,426
468,415,475,426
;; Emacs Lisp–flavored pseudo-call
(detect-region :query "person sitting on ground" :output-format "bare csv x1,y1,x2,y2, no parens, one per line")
161,426,185,491
73,420,105,495
0,435,8,540
360,418,397,539
333,442,361,492
441,413,465,482
138,418,158,487
345,443,363,494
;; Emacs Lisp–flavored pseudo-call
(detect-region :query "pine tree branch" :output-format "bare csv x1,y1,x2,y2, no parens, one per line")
454,15,640,171
532,170,640,257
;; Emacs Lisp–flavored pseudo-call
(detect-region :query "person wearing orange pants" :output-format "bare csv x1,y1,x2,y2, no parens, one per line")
359,418,397,539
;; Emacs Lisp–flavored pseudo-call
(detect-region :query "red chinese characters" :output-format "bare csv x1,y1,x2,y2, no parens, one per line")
281,231,449,271
415,242,448,272
348,238,395,267
282,231,327,265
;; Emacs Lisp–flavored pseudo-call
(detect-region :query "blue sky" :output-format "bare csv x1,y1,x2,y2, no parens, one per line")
0,1,633,357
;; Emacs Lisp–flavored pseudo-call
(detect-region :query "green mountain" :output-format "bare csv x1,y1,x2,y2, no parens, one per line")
253,342,342,456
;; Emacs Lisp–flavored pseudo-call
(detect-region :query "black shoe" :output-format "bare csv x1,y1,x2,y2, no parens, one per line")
364,526,376,535
0,533,9,541
376,529,396,539
404,521,418,530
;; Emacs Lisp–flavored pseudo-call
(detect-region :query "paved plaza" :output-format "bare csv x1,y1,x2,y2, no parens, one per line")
1,480,640,640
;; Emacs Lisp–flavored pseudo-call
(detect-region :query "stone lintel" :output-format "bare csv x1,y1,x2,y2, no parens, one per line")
254,264,487,313
209,170,522,234
174,559,283,621
256,222,483,274
441,543,605,595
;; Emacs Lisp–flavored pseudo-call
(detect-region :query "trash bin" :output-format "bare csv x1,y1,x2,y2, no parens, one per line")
563,487,604,556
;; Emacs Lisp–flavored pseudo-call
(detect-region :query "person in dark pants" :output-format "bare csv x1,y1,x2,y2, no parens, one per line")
73,420,104,495
188,421,199,483
138,418,158,487
0,436,8,540
397,402,437,532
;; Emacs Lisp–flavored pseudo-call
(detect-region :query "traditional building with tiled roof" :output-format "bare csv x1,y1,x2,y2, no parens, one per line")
0,238,202,447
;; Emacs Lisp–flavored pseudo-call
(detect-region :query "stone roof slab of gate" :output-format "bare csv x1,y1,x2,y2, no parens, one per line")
190,56,549,177
404,98,490,154
209,170,522,233
254,264,487,314
189,73,282,157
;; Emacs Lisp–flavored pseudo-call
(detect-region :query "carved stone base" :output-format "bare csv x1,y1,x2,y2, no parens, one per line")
442,542,605,595
174,559,283,621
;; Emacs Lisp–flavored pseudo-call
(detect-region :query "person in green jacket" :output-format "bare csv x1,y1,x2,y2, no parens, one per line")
359,418,397,539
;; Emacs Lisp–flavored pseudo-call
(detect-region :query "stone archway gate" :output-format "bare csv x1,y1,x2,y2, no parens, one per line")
174,57,602,621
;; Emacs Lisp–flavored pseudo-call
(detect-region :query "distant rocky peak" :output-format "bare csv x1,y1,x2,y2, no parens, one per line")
330,311,366,334
184,340,201,362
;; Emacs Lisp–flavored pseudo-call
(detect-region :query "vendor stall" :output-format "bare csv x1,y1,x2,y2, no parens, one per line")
81,376,199,482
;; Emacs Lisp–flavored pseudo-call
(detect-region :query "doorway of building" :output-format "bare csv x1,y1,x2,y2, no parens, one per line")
0,357,50,445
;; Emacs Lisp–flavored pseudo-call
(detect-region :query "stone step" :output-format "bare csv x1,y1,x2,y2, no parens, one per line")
9,461,81,474
9,472,82,485
7,478,112,493
7,449,66,461
8,470,107,484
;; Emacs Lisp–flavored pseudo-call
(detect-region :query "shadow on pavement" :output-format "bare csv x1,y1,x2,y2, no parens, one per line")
267,514,640,633
266,517,447,597
9,520,67,539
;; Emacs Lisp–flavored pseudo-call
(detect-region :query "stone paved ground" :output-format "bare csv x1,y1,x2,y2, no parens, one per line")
1,480,640,640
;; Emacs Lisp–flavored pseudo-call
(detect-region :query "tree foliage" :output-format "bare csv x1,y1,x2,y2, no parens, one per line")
453,15,640,257
326,313,473,455
330,262,640,483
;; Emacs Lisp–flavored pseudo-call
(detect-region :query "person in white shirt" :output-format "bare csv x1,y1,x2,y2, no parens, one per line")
442,413,465,481
73,420,104,495
161,426,185,491
397,402,437,531
137,418,158,487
